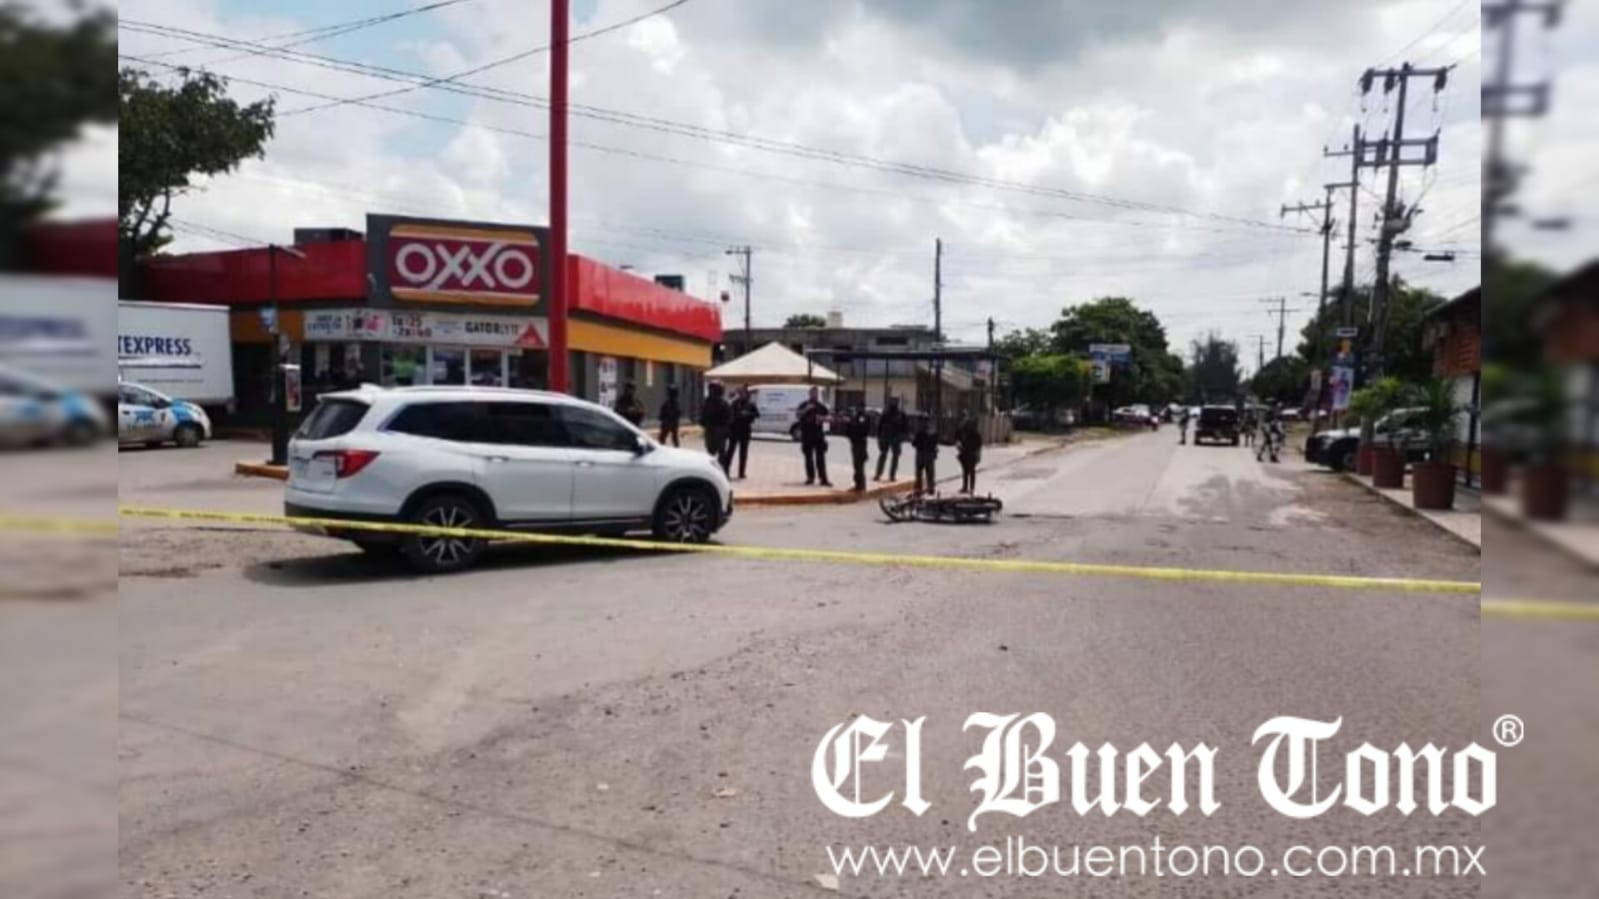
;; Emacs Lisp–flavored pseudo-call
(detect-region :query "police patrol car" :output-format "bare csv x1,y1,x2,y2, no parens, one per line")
118,380,212,448
0,362,108,447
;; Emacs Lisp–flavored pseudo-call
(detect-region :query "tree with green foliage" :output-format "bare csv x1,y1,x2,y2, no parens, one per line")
1049,297,1179,409
1295,279,1445,385
1188,332,1243,402
1483,256,1559,369
1251,355,1310,406
0,5,117,255
119,67,276,258
1009,353,1091,423
783,313,828,328
993,327,1052,363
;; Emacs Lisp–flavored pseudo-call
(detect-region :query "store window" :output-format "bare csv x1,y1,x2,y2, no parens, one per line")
431,348,467,385
470,348,505,387
382,345,426,387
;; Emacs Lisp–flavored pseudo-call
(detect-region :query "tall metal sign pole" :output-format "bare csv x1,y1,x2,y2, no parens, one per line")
548,0,570,392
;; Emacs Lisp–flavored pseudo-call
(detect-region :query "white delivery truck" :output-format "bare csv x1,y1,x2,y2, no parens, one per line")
117,301,234,409
0,275,118,401
747,384,829,440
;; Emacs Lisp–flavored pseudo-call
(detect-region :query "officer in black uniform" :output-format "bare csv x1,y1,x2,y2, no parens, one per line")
874,396,908,481
846,406,872,492
795,386,832,487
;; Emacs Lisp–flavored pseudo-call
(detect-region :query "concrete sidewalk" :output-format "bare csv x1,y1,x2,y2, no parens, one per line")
234,433,1078,507
1339,472,1482,550
1482,491,1599,570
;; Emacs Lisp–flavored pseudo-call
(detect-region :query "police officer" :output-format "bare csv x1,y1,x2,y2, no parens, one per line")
658,386,682,447
796,386,832,487
911,413,939,495
727,385,759,479
846,406,872,492
613,382,645,427
700,382,732,473
874,395,908,482
955,414,983,494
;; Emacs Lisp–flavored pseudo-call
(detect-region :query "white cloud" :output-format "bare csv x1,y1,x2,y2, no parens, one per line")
108,0,1508,356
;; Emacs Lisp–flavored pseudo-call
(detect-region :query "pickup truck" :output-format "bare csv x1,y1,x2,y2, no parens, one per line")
1193,406,1240,445
1305,408,1432,471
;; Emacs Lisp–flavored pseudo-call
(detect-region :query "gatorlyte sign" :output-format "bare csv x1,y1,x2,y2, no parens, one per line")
367,214,548,308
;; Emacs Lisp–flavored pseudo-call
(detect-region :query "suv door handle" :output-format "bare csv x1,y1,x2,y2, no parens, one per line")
485,455,511,463
575,460,596,468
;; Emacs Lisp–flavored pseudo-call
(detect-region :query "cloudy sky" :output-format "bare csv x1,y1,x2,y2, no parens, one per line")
101,0,1544,366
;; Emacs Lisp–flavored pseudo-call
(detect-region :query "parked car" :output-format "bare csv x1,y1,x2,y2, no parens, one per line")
0,362,108,448
745,384,824,439
284,385,734,573
117,380,213,448
1193,405,1241,445
1305,407,1431,472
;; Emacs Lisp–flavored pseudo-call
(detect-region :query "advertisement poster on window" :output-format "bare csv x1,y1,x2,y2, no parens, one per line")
284,366,303,413
598,356,619,409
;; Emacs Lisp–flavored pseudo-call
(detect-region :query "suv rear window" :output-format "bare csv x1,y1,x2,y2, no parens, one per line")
1199,408,1237,424
296,399,370,439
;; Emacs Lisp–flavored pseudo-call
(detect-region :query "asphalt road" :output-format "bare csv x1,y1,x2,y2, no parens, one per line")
112,429,1548,898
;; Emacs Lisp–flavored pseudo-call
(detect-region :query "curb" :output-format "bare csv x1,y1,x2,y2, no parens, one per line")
235,461,288,481
1339,472,1481,553
737,479,915,507
1479,494,1599,572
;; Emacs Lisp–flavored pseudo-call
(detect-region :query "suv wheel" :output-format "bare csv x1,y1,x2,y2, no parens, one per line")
654,486,717,543
402,494,487,574
173,423,204,448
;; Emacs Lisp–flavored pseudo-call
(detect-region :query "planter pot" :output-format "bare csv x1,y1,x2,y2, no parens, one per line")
1370,447,1405,488
1520,463,1568,521
1356,445,1376,476
1479,448,1509,495
1412,461,1457,510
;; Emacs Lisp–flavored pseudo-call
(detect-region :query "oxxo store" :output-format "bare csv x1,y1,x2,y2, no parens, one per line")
141,213,721,424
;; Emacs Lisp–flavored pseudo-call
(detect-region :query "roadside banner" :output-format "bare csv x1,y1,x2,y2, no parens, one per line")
1088,343,1130,384
1329,365,1355,412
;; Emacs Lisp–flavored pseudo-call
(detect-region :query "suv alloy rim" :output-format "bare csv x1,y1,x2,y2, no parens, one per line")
662,492,712,542
417,503,478,567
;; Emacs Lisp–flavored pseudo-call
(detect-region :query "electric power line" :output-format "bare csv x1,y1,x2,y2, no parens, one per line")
280,0,695,116
120,19,1313,235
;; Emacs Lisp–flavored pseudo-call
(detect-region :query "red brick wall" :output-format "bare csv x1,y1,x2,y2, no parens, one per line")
1433,324,1481,377
1545,303,1599,364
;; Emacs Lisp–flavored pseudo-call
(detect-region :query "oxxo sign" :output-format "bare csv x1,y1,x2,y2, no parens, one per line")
375,218,545,307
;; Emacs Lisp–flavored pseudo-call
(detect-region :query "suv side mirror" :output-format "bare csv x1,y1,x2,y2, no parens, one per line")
634,434,654,456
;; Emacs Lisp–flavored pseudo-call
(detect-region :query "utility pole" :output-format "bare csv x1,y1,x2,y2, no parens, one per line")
724,245,752,356
1483,1,1563,259
548,0,570,393
1252,335,1267,375
986,316,996,415
1258,297,1297,361
932,237,943,424
1324,125,1363,327
1280,191,1337,342
1358,62,1449,380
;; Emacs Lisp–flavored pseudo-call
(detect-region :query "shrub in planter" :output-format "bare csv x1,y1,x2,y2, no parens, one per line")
1514,367,1570,521
1410,379,1462,510
1351,377,1410,486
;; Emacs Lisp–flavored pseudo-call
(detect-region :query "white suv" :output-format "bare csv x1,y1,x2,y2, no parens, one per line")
284,386,733,573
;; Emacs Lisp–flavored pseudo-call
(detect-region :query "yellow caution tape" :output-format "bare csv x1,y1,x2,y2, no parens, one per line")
0,512,119,538
117,504,1484,596
1480,599,1599,621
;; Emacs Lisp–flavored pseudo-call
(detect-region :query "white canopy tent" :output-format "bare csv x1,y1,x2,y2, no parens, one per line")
704,341,843,385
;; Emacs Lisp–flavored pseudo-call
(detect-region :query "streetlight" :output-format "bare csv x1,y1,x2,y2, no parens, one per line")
268,243,309,466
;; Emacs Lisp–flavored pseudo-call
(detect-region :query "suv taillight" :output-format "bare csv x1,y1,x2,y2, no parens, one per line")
314,449,381,478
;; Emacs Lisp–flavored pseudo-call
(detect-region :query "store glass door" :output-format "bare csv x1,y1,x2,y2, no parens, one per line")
429,347,467,385
469,349,507,387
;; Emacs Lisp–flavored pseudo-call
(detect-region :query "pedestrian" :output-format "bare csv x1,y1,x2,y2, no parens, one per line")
846,406,872,492
657,386,682,447
911,414,939,495
795,386,832,487
614,382,645,427
874,395,908,481
701,382,732,473
727,385,759,479
1242,411,1256,448
1178,406,1190,445
1256,409,1282,463
955,414,983,494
